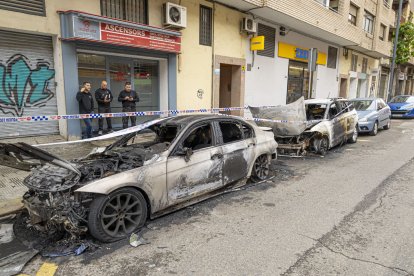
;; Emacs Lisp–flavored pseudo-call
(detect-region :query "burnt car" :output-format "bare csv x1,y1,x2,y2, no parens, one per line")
1,115,277,242
250,98,358,156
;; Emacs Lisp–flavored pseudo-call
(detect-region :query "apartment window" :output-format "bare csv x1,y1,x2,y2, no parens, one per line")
351,54,358,72
363,11,374,34
329,0,339,12
0,0,45,16
101,0,148,24
348,4,358,25
257,23,276,58
388,26,394,42
383,0,390,8
199,5,212,46
379,24,386,41
327,46,338,69
362,57,368,73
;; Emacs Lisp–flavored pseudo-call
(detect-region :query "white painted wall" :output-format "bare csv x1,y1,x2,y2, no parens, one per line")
244,21,339,111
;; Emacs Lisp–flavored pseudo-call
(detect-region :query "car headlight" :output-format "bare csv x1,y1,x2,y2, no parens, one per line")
359,117,368,122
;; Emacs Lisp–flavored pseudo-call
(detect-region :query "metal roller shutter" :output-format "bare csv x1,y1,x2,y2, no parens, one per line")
257,23,276,58
0,30,58,138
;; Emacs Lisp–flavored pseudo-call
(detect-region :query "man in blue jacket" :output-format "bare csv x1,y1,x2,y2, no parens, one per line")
118,82,139,129
76,82,94,138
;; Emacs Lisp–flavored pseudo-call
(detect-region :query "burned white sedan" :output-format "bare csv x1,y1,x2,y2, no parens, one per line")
1,115,277,242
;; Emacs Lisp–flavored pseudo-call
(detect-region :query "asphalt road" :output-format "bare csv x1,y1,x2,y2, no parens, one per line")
21,119,414,276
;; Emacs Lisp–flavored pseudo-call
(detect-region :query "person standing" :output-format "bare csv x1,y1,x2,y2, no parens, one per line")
118,82,139,129
76,82,94,138
95,80,113,135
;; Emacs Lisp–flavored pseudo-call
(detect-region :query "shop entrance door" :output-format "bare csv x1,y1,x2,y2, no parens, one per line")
287,61,309,104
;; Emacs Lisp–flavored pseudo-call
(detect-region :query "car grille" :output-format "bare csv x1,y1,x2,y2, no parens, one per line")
391,110,409,115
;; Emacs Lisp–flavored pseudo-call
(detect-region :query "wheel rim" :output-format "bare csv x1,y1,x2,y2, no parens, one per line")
100,193,143,238
374,123,378,134
320,138,328,154
254,155,269,180
353,129,358,140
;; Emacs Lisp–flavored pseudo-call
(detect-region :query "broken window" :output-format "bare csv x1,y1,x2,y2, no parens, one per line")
328,103,339,119
219,122,243,144
306,104,327,121
242,124,254,139
182,124,213,151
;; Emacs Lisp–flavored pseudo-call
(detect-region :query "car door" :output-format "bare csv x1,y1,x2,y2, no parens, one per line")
341,101,356,138
377,99,389,127
217,120,256,185
166,122,223,205
327,102,345,146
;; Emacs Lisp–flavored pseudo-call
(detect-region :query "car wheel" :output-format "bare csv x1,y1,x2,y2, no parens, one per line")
251,154,270,182
348,127,358,143
88,187,148,243
369,122,378,136
383,119,391,130
316,136,329,155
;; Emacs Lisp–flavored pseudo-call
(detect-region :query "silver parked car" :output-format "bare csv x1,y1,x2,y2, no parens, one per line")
1,115,277,242
350,98,391,136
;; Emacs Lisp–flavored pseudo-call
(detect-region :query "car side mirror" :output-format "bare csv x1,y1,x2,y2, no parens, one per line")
176,146,193,162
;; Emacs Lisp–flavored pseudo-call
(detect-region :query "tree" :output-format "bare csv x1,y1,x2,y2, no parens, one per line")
395,21,414,65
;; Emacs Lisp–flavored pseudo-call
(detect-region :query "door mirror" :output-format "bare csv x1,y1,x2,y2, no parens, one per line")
176,146,193,162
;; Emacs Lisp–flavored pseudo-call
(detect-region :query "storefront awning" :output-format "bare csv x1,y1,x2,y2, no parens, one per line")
58,10,181,53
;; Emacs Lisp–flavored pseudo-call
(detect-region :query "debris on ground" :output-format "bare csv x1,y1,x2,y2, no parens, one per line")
129,232,150,248
41,242,89,258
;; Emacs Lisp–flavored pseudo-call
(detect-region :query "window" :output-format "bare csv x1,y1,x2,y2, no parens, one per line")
101,0,148,24
383,0,390,8
328,103,339,119
199,5,212,46
327,46,338,69
388,26,394,42
0,0,45,16
362,57,368,73
379,24,386,41
351,54,358,72
329,0,339,12
219,122,243,144
257,24,276,58
242,124,254,139
363,11,374,34
183,124,213,151
348,3,358,25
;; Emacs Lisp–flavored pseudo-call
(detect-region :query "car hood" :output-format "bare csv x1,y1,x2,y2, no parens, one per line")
357,110,376,119
388,102,414,110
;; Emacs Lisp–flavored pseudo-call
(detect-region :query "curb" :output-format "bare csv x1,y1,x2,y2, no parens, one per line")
0,198,23,217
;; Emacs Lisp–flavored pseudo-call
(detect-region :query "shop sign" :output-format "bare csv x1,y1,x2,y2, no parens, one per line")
67,12,181,53
250,36,265,51
278,42,327,65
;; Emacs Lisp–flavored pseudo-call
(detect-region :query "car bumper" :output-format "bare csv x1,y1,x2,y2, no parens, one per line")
391,110,414,118
358,121,376,132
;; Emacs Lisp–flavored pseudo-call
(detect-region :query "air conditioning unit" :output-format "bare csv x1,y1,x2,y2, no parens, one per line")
163,2,187,29
241,18,257,33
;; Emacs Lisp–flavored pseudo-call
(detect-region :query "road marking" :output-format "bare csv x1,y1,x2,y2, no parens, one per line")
36,262,58,276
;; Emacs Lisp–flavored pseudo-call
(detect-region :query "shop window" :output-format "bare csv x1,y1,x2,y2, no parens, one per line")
257,24,276,58
219,122,243,144
363,11,374,34
348,3,358,25
351,54,358,72
101,0,148,24
287,61,309,104
0,0,45,16
362,57,368,73
379,24,386,41
77,54,107,93
183,124,213,151
199,5,212,46
327,46,338,69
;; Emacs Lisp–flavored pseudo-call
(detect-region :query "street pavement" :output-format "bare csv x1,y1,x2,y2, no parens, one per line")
13,119,414,275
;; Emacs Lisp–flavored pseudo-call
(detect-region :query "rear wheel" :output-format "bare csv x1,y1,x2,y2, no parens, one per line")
88,187,148,243
369,122,378,136
251,154,270,182
348,127,358,143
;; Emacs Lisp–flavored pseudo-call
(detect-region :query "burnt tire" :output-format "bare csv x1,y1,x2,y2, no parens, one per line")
369,122,378,136
88,187,148,243
316,136,329,156
251,154,270,182
348,127,358,144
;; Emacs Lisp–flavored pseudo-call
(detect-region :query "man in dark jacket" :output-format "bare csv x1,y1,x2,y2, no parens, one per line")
95,80,113,135
76,82,94,138
118,82,139,129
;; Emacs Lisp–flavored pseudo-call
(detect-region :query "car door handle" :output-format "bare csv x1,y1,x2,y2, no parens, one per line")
211,153,223,160
248,143,256,147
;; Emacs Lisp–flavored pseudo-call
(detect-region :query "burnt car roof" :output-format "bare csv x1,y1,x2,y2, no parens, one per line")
160,114,244,125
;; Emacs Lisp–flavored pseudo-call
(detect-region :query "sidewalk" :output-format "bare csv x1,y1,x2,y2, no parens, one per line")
0,135,66,216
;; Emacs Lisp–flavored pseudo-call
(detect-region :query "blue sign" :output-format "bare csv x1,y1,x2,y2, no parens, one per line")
295,48,309,60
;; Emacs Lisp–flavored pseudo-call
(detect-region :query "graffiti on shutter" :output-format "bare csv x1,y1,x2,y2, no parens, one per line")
0,54,55,117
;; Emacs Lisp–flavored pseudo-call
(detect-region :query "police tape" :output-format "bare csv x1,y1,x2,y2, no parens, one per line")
0,106,320,124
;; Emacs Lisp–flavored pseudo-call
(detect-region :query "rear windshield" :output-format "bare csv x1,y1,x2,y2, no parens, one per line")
390,96,414,103
351,100,375,111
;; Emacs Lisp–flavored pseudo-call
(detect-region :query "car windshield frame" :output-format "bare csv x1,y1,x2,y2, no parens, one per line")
305,103,328,121
390,96,414,103
351,100,375,111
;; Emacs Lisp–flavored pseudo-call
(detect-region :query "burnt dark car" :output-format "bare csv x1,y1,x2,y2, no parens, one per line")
1,115,277,242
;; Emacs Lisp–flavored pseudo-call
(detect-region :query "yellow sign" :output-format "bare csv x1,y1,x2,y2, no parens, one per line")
250,36,265,51
278,42,327,65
